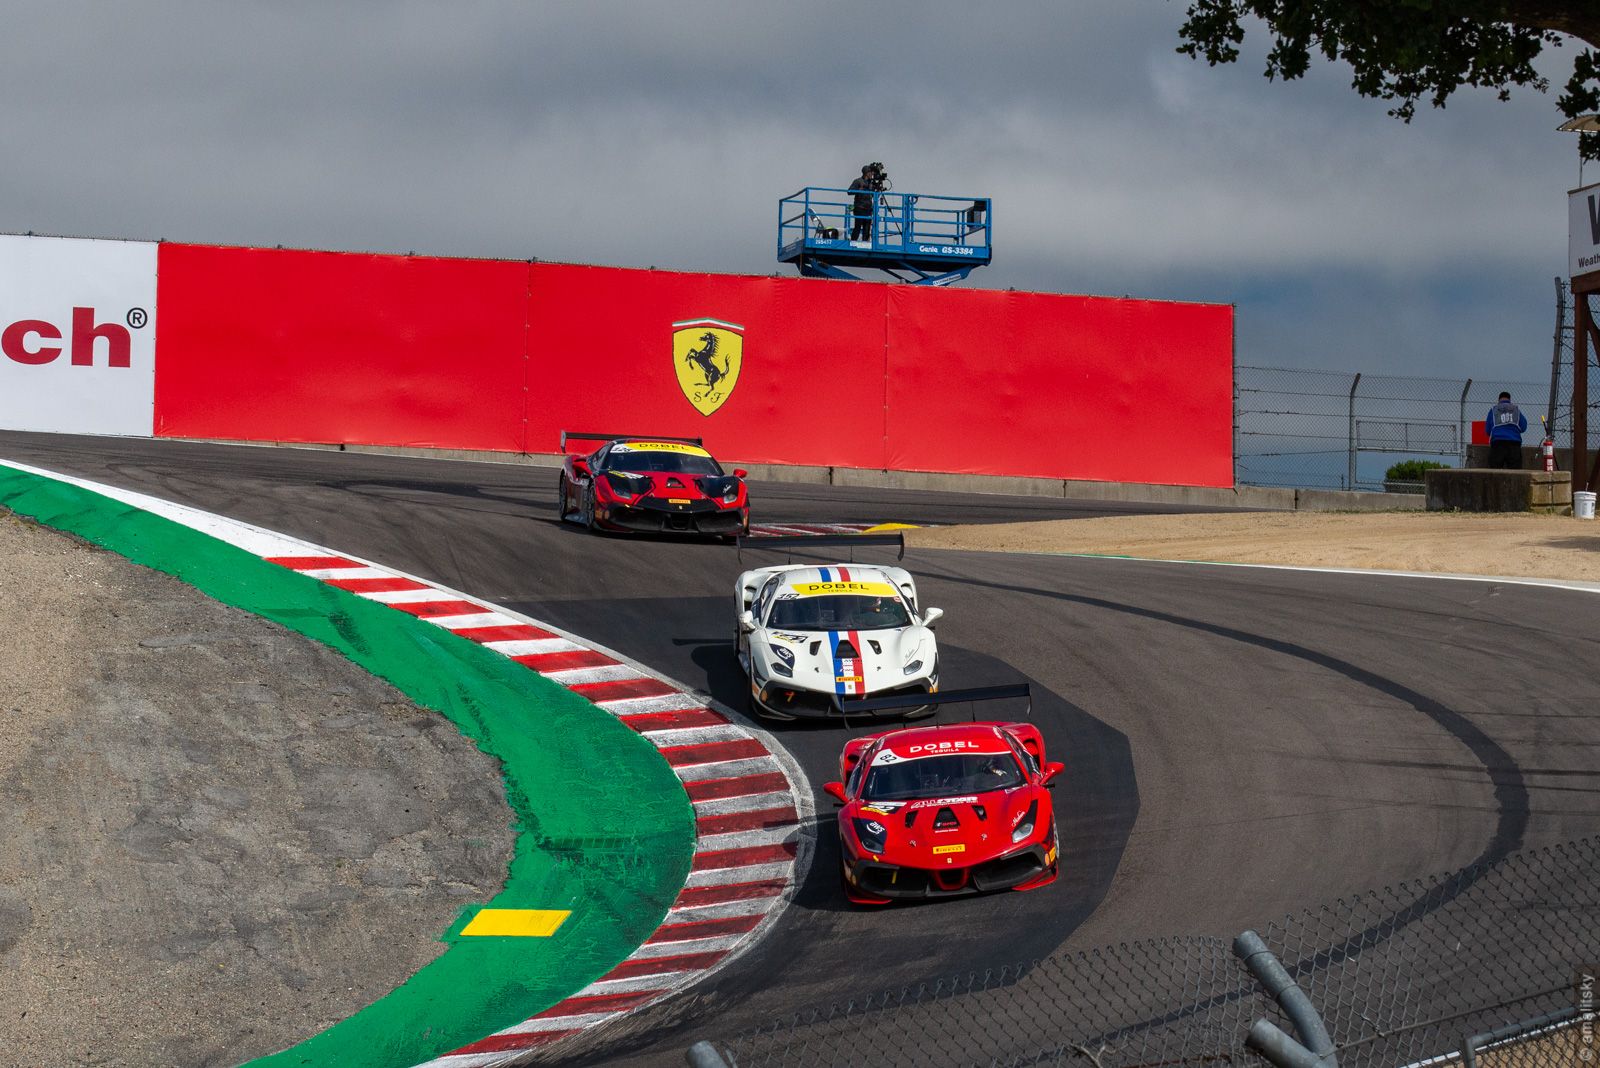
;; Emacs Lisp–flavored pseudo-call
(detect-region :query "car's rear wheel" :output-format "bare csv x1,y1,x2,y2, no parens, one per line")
556,473,569,520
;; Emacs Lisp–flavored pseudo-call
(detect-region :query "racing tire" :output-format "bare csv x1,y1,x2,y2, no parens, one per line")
556,473,569,521
580,484,596,532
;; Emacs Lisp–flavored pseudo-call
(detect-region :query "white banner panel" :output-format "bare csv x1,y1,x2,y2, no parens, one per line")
1571,183,1600,280
0,234,157,436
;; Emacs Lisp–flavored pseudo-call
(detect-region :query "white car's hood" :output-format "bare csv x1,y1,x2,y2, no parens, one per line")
759,624,935,697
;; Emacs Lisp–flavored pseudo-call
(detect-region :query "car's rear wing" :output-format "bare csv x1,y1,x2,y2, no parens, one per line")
843,683,1032,720
559,430,705,451
735,531,904,563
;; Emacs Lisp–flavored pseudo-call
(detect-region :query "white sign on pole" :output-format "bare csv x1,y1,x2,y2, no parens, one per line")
1572,183,1600,279
0,234,158,437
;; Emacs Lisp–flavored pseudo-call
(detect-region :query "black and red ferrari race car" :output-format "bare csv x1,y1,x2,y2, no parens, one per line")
822,686,1063,904
557,431,750,536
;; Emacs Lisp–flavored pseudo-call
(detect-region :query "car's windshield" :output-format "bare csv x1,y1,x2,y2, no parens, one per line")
601,448,723,477
766,594,911,631
863,753,1024,801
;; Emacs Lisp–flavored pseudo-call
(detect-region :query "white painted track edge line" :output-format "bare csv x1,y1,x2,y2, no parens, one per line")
979,547,1600,595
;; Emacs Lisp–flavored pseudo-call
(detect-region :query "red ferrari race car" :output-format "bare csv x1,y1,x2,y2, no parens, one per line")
557,431,750,536
822,685,1063,905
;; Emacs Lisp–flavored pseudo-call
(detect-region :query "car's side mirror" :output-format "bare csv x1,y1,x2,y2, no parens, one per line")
739,611,756,632
733,468,748,479
823,782,848,804
921,607,944,628
1040,761,1065,787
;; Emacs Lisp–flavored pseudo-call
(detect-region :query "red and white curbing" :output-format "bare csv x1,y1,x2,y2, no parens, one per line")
0,460,810,1067
270,553,810,1066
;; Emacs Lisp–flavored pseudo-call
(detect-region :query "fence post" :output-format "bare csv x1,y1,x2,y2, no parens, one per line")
1234,930,1338,1068
1233,372,1240,489
1458,378,1472,467
1548,277,1566,439
1347,373,1361,490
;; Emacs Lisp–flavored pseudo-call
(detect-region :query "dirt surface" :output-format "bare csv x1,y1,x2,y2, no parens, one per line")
0,513,516,1067
909,509,1600,581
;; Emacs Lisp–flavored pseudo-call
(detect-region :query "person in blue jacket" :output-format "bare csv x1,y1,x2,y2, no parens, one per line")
1485,391,1527,469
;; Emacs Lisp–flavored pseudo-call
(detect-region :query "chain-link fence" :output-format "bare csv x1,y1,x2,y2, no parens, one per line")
702,836,1598,1068
1545,279,1600,462
1234,368,1550,491
1236,279,1600,492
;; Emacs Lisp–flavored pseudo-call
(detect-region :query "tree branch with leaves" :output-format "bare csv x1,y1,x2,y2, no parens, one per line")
1177,1,1600,159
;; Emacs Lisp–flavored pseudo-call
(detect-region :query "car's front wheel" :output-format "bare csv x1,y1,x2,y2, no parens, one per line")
580,484,596,531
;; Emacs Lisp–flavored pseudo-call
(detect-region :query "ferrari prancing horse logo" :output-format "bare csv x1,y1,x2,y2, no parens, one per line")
672,318,743,417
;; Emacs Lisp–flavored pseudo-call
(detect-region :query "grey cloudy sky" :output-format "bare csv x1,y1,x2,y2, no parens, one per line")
1,1,1587,380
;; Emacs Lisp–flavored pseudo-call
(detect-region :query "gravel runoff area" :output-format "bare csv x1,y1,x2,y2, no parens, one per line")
909,509,1600,582
0,512,516,1068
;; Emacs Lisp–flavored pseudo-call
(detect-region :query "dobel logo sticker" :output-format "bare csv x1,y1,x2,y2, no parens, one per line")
905,739,981,756
2,307,140,368
672,317,743,416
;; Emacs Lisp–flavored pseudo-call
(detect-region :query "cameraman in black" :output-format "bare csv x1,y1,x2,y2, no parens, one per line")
848,162,887,241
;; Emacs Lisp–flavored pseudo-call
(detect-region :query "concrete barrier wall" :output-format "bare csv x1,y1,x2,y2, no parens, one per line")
0,234,1239,489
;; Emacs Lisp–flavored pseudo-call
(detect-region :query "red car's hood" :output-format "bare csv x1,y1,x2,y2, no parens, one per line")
846,786,1049,868
610,470,720,499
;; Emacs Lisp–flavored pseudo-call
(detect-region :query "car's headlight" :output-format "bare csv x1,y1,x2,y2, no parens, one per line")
722,483,740,503
1011,800,1038,844
852,817,887,854
902,637,926,675
767,644,794,677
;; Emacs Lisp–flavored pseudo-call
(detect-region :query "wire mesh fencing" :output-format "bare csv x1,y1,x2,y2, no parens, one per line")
701,836,1599,1068
1237,279,1600,492
1545,278,1600,461
1234,367,1548,491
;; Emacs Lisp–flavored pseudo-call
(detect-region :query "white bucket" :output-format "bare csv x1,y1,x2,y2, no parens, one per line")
1576,491,1597,520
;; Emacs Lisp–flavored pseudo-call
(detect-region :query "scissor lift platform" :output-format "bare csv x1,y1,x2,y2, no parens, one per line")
777,186,992,285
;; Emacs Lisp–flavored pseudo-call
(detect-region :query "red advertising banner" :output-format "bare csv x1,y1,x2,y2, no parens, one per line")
525,264,890,467
145,242,1234,487
153,244,529,451
884,287,1234,486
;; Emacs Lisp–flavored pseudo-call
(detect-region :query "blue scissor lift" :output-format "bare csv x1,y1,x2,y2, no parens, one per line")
777,186,992,285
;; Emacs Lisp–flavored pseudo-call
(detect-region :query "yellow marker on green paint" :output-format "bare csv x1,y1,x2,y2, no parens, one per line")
460,909,570,937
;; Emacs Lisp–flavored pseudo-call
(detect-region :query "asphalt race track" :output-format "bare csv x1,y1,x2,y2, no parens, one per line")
4,431,1598,1066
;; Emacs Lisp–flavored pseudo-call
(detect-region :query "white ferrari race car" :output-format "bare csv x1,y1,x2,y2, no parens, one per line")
735,561,943,720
